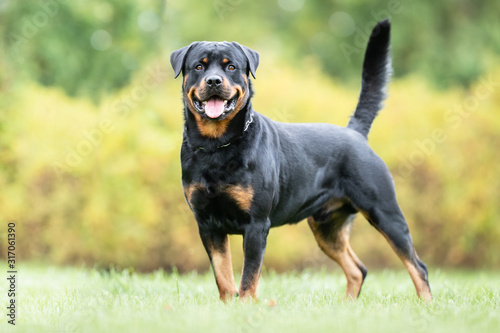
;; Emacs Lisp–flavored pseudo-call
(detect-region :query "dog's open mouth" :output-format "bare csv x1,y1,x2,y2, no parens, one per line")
193,94,238,119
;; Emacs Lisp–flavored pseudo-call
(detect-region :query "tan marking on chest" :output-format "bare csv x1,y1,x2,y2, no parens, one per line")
183,183,254,212
183,183,203,204
223,185,254,212
197,120,230,138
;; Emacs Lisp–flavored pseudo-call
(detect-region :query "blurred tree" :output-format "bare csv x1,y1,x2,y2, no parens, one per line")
2,0,500,99
1,0,166,102
0,0,499,272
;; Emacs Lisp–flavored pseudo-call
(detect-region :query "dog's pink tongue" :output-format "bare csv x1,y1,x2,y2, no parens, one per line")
205,97,225,118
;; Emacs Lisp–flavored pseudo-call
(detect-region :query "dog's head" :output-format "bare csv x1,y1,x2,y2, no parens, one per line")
170,42,259,121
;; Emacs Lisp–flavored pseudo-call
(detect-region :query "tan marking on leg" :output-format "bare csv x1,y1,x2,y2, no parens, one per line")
324,198,347,212
376,229,432,301
308,217,365,300
224,185,254,211
238,270,260,301
359,211,432,302
401,257,432,302
347,244,364,272
208,237,238,302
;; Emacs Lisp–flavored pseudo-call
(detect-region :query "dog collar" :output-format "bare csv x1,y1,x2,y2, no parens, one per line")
197,142,231,150
195,112,254,151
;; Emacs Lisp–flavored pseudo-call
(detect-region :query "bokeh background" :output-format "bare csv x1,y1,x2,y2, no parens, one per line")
0,0,499,273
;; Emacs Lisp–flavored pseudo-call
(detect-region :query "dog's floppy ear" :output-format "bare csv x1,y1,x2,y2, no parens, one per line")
231,42,260,79
170,42,198,78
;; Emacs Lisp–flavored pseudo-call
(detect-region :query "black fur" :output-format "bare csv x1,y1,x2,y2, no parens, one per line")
348,19,391,138
170,19,431,300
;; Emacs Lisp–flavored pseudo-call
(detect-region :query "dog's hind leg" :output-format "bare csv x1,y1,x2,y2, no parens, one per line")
360,205,432,302
308,211,367,300
344,157,432,301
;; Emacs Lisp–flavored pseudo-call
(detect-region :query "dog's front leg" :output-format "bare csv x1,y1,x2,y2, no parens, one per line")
239,220,270,300
199,229,238,302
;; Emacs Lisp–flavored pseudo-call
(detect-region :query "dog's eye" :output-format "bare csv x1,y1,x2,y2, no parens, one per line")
195,64,203,71
227,65,236,71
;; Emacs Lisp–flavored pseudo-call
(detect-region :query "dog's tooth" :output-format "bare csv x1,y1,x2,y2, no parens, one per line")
223,100,228,106
202,101,207,105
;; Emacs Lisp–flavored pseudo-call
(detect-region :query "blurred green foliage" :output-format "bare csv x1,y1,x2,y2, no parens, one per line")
0,0,499,272
1,0,164,101
2,0,500,101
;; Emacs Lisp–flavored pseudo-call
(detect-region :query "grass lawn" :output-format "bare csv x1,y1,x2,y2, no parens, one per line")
3,265,499,333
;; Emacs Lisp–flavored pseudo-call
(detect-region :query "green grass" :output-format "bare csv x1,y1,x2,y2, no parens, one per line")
4,265,500,333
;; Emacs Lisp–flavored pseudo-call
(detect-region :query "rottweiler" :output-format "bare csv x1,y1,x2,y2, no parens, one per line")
170,19,431,302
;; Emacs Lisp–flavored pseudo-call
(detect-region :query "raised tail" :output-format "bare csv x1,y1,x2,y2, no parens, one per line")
347,19,392,138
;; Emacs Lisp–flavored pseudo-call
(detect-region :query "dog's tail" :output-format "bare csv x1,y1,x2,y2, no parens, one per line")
347,19,392,138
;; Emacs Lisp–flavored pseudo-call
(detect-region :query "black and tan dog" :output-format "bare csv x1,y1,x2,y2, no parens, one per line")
170,19,431,302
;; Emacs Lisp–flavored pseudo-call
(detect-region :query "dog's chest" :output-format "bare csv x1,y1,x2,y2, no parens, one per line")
183,182,254,231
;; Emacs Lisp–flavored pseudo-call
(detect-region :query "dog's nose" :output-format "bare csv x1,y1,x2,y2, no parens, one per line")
206,75,222,88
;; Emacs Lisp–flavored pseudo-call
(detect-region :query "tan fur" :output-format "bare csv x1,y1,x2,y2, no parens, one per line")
232,86,246,116
238,272,260,300
206,237,237,302
184,82,248,139
195,118,230,138
360,211,432,302
238,254,260,300
183,183,253,212
402,258,432,302
183,183,203,205
324,198,347,213
224,185,254,211
308,217,365,300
